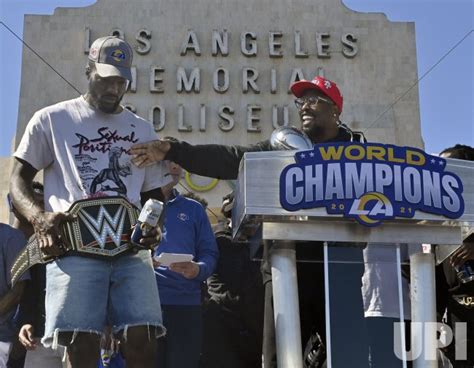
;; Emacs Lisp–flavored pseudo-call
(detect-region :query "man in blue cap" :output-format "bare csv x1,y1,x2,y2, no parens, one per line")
10,36,170,368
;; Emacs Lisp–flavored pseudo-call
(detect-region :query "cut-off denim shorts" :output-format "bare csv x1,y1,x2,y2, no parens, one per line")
42,250,165,348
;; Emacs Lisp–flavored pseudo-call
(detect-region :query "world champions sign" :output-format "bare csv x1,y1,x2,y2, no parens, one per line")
280,143,465,226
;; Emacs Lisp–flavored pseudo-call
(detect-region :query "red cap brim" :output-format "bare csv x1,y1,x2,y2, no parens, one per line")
290,79,342,112
290,80,323,98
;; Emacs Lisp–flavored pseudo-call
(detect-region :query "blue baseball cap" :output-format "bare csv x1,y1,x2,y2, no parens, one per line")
88,36,133,81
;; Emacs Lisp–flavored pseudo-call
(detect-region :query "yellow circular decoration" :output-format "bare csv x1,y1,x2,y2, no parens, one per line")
184,171,219,192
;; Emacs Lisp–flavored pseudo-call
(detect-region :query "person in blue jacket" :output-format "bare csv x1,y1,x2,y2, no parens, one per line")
153,158,219,368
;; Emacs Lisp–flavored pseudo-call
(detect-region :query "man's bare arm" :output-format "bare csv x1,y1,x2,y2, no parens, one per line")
10,159,42,222
10,158,71,256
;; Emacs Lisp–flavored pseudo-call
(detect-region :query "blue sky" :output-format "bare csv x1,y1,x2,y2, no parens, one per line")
1,0,472,156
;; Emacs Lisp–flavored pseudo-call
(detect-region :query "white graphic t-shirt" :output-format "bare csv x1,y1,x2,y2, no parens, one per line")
15,97,170,212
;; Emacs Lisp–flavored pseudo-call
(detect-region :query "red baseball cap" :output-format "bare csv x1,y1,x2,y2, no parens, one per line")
290,76,343,113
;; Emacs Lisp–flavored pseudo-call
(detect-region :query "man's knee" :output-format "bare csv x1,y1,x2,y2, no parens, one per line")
120,325,158,366
58,331,100,349
59,331,100,363
120,325,158,351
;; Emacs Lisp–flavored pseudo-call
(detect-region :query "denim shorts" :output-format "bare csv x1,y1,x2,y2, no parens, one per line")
42,250,165,348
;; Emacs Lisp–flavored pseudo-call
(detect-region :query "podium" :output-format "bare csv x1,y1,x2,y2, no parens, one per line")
232,150,474,368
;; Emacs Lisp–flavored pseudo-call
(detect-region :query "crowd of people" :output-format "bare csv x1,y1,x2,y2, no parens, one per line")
0,35,472,368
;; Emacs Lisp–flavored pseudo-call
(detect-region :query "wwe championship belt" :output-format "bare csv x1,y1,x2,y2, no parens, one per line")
11,196,140,285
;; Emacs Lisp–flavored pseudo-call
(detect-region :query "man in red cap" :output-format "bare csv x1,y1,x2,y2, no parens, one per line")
291,76,343,141
130,76,368,368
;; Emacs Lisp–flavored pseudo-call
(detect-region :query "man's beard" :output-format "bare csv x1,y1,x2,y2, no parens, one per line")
97,97,122,113
87,89,123,113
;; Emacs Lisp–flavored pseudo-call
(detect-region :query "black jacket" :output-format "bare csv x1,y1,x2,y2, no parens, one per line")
165,126,365,180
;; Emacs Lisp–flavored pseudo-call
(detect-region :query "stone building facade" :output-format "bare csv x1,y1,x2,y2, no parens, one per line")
4,0,422,218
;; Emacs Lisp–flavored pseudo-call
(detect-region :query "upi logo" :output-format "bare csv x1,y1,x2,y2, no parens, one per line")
393,322,467,361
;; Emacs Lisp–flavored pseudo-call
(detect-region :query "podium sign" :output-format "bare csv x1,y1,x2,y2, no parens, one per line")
233,145,474,246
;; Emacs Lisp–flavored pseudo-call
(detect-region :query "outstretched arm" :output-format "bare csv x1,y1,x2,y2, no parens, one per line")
131,139,272,180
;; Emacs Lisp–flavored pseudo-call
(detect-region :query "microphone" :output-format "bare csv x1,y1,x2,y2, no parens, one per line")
131,199,165,248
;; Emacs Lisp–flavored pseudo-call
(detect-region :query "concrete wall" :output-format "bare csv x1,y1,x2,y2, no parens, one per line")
13,0,422,209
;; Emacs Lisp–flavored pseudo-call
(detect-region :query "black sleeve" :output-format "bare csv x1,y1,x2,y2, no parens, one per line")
164,140,272,180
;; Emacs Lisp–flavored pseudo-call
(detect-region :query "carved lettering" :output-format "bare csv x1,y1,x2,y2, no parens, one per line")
200,104,206,131
294,31,308,58
316,67,325,78
241,32,257,56
136,29,151,55
218,105,235,131
272,105,289,128
269,31,283,57
288,68,305,93
149,105,165,132
110,28,124,40
177,67,200,93
243,68,260,94
316,32,330,58
129,67,137,93
123,104,136,113
178,105,192,131
213,68,229,93
271,69,277,94
150,66,165,93
180,30,201,56
84,27,90,54
247,105,261,132
212,30,229,56
342,33,358,58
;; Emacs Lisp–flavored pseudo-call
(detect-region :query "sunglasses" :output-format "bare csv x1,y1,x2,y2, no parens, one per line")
294,96,334,110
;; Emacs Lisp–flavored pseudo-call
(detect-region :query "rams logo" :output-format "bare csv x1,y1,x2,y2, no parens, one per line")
110,49,126,62
347,192,394,226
